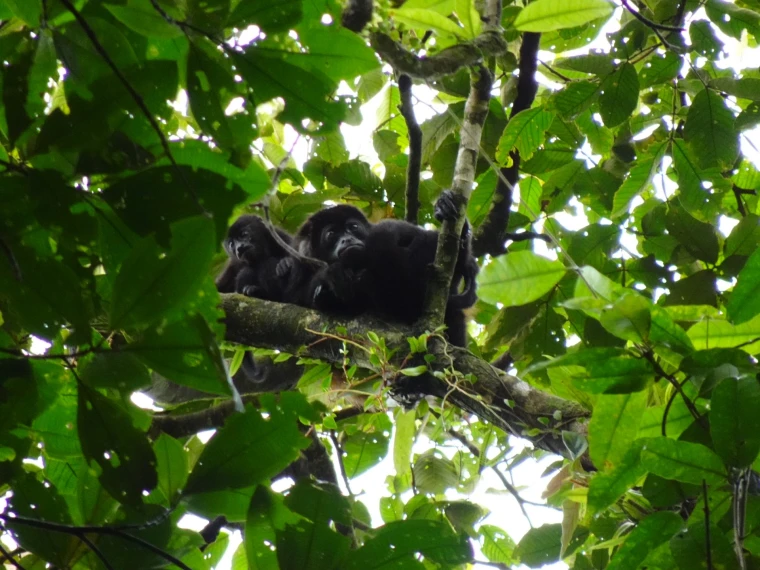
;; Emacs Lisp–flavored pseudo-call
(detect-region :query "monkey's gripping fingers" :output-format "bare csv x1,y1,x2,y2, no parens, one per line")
276,257,297,279
434,189,465,223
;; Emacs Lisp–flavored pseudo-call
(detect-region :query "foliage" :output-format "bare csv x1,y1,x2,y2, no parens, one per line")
1,0,760,568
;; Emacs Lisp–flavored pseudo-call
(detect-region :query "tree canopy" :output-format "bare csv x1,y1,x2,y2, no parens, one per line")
2,0,760,568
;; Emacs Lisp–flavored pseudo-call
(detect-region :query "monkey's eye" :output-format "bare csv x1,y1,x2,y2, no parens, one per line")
325,229,335,239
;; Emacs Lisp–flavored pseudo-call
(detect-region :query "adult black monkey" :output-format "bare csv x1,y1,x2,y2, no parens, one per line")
294,191,478,346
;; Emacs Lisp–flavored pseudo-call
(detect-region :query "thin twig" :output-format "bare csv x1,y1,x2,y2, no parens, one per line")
329,432,354,498
78,534,115,570
661,377,688,437
0,542,26,570
703,479,713,570
0,514,192,570
620,0,683,31
644,351,706,429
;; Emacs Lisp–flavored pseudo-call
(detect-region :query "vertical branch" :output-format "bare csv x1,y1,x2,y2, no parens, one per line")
426,64,493,321
472,32,541,258
398,74,422,224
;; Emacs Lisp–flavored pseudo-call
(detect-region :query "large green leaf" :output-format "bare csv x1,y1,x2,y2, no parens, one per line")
233,47,347,133
683,87,739,169
588,440,646,514
727,246,760,324
495,107,555,165
710,376,760,467
109,216,216,330
589,391,647,470
184,405,309,494
478,251,566,306
104,0,183,38
514,0,614,32
606,512,683,570
688,313,760,353
641,438,726,486
187,41,256,153
133,314,230,396
77,383,158,505
598,63,639,127
344,520,473,568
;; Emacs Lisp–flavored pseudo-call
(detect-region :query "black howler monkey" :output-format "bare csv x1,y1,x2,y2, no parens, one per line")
294,191,478,346
215,214,298,301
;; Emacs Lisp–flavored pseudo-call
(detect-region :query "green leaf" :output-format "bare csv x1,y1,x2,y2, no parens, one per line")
245,487,281,569
227,0,302,31
641,438,727,486
3,0,41,26
278,480,353,570
77,383,158,505
599,293,652,343
393,408,416,483
478,251,566,307
514,0,614,32
152,434,188,503
710,376,760,467
611,142,666,217
344,520,473,568
727,247,760,324
588,440,646,514
413,450,460,494
185,406,309,494
554,54,614,76
455,0,482,38
187,42,256,152
598,63,639,127
109,216,216,329
551,80,600,119
683,87,739,169
105,0,183,38
495,108,555,165
705,0,760,41
134,315,231,396
606,512,683,570
80,352,151,393
689,19,723,57
517,176,543,219
665,206,720,264
688,313,760,353
392,7,465,37
343,420,391,477
572,357,654,394
289,26,380,83
7,475,75,566
638,51,680,89
232,47,346,133
515,524,563,567
480,524,517,565
589,391,647,470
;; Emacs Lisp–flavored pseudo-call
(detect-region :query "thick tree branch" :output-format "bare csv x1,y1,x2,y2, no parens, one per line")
473,32,541,258
219,294,589,457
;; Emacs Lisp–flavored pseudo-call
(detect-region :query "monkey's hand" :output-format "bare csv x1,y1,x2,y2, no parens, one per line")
311,264,363,313
241,284,264,297
276,257,298,280
434,189,465,223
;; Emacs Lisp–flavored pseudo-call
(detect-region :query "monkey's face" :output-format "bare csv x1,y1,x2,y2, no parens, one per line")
224,216,270,263
320,217,368,262
297,206,370,264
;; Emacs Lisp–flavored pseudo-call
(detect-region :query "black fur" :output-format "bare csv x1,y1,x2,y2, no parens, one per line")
294,192,478,346
215,215,296,301
216,215,299,384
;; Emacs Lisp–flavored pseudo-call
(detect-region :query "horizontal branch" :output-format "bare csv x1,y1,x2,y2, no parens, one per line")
369,31,506,81
220,294,589,456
